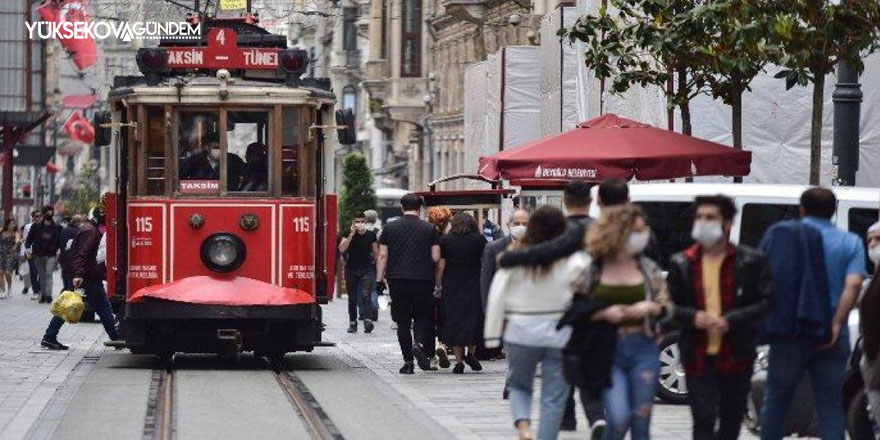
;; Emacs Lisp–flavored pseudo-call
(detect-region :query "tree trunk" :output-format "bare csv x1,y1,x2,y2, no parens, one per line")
732,94,743,183
809,72,825,185
678,68,692,136
679,68,694,182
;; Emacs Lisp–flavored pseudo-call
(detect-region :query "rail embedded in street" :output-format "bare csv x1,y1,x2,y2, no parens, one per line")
274,366,345,440
143,369,175,440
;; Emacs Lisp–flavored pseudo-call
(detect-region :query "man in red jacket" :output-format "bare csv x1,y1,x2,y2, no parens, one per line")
40,206,118,350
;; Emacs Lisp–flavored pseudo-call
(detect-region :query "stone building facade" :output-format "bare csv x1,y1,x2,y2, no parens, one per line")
424,0,542,190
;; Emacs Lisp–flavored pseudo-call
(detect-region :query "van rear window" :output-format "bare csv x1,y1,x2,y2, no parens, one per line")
740,203,800,248
848,208,878,275
637,201,694,268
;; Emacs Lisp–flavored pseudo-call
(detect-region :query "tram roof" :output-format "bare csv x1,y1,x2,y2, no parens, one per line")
108,75,335,106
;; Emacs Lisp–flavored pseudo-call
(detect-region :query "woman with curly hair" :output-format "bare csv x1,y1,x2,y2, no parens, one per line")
427,206,452,235
426,206,453,367
572,204,671,440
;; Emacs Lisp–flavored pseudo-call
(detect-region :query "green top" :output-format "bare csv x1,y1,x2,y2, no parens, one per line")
594,283,645,327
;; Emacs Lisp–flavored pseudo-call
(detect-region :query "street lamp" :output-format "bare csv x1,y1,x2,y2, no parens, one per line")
831,0,862,186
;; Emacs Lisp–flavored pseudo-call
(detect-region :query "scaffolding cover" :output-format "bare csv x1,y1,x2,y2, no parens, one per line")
502,46,542,150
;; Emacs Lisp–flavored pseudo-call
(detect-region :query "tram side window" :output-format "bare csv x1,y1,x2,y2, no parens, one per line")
282,107,300,196
227,111,269,192
739,203,800,248
178,111,221,195
848,208,879,275
282,106,316,197
144,106,166,195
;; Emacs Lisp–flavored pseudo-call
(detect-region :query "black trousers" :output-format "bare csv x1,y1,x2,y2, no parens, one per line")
388,279,435,363
687,356,753,440
563,386,605,426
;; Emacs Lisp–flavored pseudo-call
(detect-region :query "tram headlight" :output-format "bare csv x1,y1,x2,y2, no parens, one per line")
200,233,246,273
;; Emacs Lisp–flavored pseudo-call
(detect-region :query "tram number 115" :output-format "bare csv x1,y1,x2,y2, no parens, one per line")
135,217,153,233
292,216,310,233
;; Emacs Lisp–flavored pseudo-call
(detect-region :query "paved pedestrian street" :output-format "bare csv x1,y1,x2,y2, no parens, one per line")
0,276,803,440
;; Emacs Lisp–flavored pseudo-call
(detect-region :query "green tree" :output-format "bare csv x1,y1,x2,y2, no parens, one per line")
683,1,775,181
767,0,880,184
338,153,377,231
564,0,710,135
62,164,99,216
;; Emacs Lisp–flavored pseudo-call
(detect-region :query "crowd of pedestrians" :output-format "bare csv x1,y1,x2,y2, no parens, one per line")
0,202,118,352
341,179,878,440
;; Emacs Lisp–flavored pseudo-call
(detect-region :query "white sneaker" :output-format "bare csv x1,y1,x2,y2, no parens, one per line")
590,420,606,440
30,293,39,301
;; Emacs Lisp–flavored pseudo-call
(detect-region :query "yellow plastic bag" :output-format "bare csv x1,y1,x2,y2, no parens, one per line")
50,290,85,324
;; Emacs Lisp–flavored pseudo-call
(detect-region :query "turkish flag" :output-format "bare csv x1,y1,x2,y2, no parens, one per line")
36,0,98,71
63,111,95,145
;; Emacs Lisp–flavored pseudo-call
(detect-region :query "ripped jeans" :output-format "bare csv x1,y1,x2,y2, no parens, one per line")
602,332,660,440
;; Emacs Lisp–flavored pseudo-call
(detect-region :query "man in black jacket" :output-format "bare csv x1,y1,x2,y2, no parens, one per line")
40,207,118,350
666,195,772,440
26,205,62,303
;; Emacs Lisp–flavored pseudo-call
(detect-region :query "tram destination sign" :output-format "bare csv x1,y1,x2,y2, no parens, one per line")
166,28,280,70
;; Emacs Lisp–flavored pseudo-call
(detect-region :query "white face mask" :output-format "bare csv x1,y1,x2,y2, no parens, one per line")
626,230,650,255
509,225,527,240
869,245,880,265
208,148,221,162
691,220,724,246
365,222,376,231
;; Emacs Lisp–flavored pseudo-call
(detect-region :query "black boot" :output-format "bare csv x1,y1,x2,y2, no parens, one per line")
347,322,357,333
40,337,68,350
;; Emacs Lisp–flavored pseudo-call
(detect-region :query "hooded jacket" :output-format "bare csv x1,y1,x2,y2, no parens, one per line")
71,219,104,281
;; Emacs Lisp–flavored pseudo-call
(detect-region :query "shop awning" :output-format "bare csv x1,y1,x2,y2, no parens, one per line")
478,114,752,182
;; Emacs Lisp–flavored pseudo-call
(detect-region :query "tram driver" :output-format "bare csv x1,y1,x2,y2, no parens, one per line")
179,134,248,191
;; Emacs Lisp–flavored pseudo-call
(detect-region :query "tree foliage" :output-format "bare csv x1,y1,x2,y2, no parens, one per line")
338,153,377,231
62,164,99,217
563,0,711,135
766,0,880,184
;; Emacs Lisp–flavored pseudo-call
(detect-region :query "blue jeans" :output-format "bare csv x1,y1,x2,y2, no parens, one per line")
345,268,375,322
44,279,118,341
759,336,850,440
505,343,570,440
602,333,660,440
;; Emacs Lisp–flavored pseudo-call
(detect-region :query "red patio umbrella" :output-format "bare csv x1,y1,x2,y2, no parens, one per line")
478,114,751,182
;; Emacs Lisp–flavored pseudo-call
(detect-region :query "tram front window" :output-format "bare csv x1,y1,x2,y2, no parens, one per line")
178,111,221,194
227,111,269,192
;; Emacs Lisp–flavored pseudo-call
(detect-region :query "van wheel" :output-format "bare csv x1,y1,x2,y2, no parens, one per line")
657,333,689,404
848,390,874,440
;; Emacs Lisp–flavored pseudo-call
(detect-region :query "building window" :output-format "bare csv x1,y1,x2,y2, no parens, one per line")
343,7,357,51
400,0,422,77
381,0,388,59
342,85,357,114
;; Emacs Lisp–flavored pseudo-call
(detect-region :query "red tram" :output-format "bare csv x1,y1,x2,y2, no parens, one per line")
98,16,349,358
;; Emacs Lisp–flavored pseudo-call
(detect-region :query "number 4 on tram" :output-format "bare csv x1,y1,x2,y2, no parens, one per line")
97,20,355,358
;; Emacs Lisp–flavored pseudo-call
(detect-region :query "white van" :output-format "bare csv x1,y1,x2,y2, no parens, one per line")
521,183,880,404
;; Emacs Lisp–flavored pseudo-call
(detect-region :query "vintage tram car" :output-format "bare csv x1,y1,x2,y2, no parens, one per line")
99,16,349,357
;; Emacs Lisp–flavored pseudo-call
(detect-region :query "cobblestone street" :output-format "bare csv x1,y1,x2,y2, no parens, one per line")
0,274,788,439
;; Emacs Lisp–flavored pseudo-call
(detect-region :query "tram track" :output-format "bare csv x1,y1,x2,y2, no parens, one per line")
143,368,175,440
141,356,344,440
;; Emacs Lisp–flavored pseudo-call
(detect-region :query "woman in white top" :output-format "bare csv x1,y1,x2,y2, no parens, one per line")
485,206,590,440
